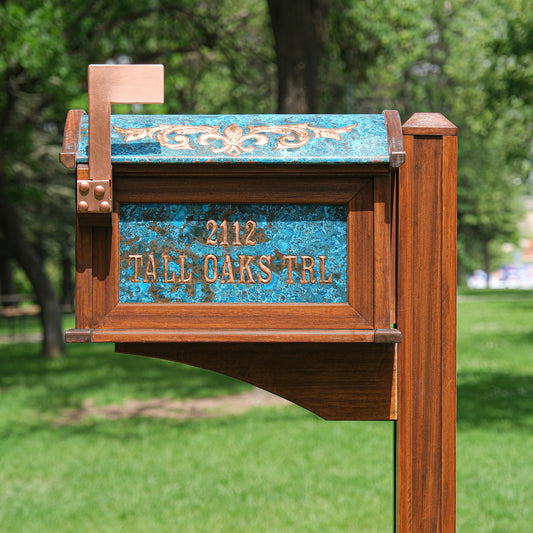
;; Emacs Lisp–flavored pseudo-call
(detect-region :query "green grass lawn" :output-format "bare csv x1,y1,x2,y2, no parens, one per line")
456,290,533,532
1,291,532,532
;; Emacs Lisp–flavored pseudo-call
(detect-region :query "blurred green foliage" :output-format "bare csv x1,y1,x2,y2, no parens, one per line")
0,0,531,297
325,0,532,276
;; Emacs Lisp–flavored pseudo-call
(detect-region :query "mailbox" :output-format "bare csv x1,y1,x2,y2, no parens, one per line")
61,65,458,531
61,76,404,344
62,108,403,344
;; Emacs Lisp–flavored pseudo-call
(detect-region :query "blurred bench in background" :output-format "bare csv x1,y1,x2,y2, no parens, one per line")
0,295,41,339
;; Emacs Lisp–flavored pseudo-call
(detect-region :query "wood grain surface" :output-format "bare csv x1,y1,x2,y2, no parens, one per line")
397,114,457,532
116,342,397,420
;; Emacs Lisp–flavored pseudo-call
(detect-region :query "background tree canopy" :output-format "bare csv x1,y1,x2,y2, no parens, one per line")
0,0,531,355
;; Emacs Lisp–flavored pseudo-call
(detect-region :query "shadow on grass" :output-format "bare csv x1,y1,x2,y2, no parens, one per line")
0,341,249,413
49,403,308,439
3,338,532,433
493,301,533,314
458,370,533,430
458,289,533,300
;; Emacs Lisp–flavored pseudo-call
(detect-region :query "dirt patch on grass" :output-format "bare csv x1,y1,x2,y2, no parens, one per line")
56,389,289,425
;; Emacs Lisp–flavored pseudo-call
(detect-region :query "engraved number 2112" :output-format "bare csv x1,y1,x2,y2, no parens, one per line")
205,220,257,246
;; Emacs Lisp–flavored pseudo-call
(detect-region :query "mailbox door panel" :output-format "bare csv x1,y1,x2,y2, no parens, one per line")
72,165,397,343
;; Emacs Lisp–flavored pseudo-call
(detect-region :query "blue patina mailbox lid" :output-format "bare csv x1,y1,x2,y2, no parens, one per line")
75,113,391,165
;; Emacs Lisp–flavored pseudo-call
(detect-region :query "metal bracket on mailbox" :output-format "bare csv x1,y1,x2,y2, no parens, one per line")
77,178,111,214
85,64,165,223
74,165,111,225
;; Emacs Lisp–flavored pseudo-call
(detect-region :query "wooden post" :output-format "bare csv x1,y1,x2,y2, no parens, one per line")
397,113,457,531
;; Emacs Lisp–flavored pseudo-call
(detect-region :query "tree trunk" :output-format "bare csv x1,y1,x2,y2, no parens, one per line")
267,0,330,113
0,167,65,357
0,243,16,304
61,242,74,310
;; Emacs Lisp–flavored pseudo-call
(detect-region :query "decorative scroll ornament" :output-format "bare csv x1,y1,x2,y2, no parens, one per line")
113,122,357,157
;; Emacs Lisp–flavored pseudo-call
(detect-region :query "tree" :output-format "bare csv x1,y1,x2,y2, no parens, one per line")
1,0,531,358
0,0,273,356
0,1,78,356
322,0,532,276
267,0,330,113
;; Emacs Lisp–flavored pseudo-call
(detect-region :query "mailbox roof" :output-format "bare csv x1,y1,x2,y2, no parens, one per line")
72,113,401,166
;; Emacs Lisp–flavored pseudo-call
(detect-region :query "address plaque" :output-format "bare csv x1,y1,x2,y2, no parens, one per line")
120,202,347,304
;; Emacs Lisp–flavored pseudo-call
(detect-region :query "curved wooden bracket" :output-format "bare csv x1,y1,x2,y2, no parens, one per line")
116,342,397,421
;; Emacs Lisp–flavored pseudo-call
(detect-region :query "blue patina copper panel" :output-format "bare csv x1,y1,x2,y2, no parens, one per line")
77,114,389,165
119,203,347,303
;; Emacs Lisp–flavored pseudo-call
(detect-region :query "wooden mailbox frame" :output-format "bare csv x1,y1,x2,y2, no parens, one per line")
61,65,457,532
68,163,399,344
